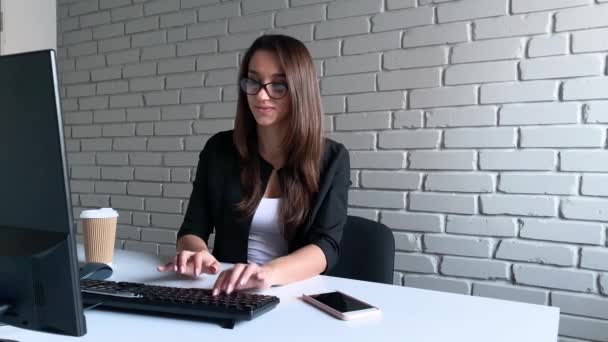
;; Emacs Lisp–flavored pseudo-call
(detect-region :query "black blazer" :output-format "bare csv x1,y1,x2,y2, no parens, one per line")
177,130,351,273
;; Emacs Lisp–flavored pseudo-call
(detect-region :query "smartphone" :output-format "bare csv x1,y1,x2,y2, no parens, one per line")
301,291,380,320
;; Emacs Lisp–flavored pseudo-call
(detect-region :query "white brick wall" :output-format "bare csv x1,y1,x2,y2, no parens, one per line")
57,0,608,339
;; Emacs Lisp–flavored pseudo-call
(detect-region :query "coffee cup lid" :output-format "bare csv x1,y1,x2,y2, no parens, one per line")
80,207,119,219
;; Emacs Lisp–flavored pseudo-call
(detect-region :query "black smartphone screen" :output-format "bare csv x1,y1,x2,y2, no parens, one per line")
309,292,373,313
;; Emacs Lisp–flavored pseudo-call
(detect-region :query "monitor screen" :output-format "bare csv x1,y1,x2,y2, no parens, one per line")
0,50,87,336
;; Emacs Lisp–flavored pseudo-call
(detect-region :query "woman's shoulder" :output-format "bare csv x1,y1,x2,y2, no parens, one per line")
321,137,350,169
203,129,235,153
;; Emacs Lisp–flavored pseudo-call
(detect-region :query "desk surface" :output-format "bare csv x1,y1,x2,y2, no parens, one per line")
2,247,559,341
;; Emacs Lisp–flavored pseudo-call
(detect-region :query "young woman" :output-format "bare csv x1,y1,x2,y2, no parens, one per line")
158,34,350,295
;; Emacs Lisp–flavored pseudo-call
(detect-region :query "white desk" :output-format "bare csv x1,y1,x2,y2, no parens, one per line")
2,248,559,341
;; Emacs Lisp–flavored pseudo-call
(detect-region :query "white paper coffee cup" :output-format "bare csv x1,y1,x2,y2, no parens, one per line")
80,208,119,264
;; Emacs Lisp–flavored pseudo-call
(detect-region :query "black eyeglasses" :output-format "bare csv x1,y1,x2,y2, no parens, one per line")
240,78,289,99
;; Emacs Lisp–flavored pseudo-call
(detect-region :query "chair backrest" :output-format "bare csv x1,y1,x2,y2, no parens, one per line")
327,215,395,285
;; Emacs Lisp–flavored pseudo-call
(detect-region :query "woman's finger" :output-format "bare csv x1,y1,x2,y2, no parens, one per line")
176,251,193,274
156,261,174,272
212,271,229,296
225,264,246,294
201,253,220,274
192,252,205,276
235,263,258,289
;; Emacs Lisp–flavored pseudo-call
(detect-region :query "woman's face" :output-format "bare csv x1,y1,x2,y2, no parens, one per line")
244,50,291,128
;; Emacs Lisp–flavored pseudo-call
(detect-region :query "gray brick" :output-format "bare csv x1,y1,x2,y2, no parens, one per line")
426,173,494,193
581,247,608,271
188,21,227,39
410,85,477,109
202,102,237,118
163,183,192,198
181,87,221,104
394,110,423,129
474,13,550,39
438,0,507,23
305,39,340,59
68,42,98,58
560,315,608,341
93,23,125,40
126,108,161,122
148,137,184,151
97,152,129,165
513,0,592,13
70,0,99,16
146,198,182,213
80,194,110,207
564,77,608,100
198,2,239,21
520,218,605,245
205,69,238,86
130,152,162,166
480,150,556,171
276,5,324,27
67,84,96,98
473,283,548,305
242,0,287,15
181,0,219,9
441,257,510,280
386,0,417,10
127,182,162,196
393,231,421,252
141,228,176,244
562,197,608,222
72,125,102,138
452,37,524,63
350,151,405,169
81,138,113,151
325,53,380,76
444,127,516,148
229,13,272,33
409,151,476,170
497,240,577,266
378,68,441,91
68,152,96,165
168,27,186,42
404,275,470,295
528,34,569,57
161,11,196,28
409,192,476,215
267,23,315,43
144,0,180,15
151,213,182,228
157,57,195,74
347,208,378,221
360,171,420,190
100,0,131,9
95,181,127,194
163,105,200,120
481,195,557,217
446,216,517,237
321,73,375,95
177,38,217,56
80,11,111,28
561,151,608,172
113,137,147,151
349,190,405,209
144,90,180,106
514,264,596,292
395,252,438,273
107,49,140,66
445,61,517,85
133,212,150,226
101,167,134,180
322,95,345,114
499,103,580,125
582,174,608,196
71,166,101,179
335,112,390,131
315,17,369,40
573,27,608,53
110,94,144,108
76,55,106,70
384,46,448,70
556,4,608,31
64,29,93,45
425,234,494,258
71,180,95,193
328,0,381,19
171,168,191,183
140,44,175,59
379,130,440,149
135,167,171,181
426,106,496,128
196,53,238,71
132,31,167,48
137,123,155,136
343,31,401,55
154,121,192,136
500,173,578,195
90,67,121,82
601,275,608,296
522,54,604,80
97,80,129,95
112,4,144,21
553,292,608,320
129,77,165,92
403,22,469,48
126,17,159,34
347,91,406,112
481,80,558,104
324,132,375,150
381,212,443,233
372,7,433,32
99,37,131,53
116,225,141,240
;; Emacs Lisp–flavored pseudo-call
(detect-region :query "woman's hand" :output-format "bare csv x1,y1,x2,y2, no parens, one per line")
212,263,275,295
157,249,220,277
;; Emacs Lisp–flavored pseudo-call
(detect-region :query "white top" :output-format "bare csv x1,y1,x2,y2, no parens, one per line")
247,198,288,265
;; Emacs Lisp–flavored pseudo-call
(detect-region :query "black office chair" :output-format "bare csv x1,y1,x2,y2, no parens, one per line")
327,215,395,285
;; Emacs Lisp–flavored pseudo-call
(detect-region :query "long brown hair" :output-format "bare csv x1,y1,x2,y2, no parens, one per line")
233,34,323,240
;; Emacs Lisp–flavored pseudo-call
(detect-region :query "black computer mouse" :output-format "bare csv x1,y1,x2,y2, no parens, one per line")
79,262,113,280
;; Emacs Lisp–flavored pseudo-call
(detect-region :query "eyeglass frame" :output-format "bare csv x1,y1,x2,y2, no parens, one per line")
239,77,289,99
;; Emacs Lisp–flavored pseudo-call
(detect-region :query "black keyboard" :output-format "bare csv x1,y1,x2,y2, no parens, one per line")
80,279,280,329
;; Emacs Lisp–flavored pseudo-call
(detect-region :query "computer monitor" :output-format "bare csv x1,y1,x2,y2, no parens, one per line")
0,50,87,336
